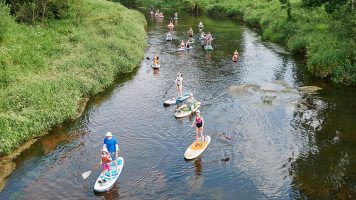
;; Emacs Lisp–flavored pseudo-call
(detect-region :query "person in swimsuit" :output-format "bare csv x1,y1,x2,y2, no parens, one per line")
156,9,159,15
206,32,212,47
175,13,178,19
175,93,197,112
233,50,239,59
191,110,204,145
175,73,183,100
186,40,190,48
180,40,185,48
188,28,193,36
100,148,113,182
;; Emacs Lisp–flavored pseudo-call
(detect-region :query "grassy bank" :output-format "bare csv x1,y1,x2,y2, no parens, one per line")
194,0,356,84
0,0,146,155
118,0,356,84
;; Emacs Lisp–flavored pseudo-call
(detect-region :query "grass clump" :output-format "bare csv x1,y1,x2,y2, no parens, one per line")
0,0,146,155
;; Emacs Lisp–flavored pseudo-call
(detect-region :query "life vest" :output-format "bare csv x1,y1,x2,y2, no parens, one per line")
189,30,193,35
101,154,111,164
154,59,158,64
181,44,185,47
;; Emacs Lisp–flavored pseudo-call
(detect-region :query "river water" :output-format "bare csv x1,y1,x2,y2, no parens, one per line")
1,8,356,200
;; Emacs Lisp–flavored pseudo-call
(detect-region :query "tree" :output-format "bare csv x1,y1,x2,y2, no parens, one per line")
280,0,292,19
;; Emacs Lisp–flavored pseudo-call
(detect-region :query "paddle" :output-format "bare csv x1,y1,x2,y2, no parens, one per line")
194,127,231,140
82,163,101,179
163,80,175,97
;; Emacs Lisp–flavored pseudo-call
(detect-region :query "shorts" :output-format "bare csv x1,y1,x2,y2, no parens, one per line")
109,152,117,162
196,122,202,128
103,163,111,171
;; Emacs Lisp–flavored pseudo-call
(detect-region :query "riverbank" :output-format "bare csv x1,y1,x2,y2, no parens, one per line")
0,0,147,155
118,0,356,84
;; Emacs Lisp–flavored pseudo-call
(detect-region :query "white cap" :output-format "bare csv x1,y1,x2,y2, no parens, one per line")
196,110,200,113
105,132,112,137
102,148,108,152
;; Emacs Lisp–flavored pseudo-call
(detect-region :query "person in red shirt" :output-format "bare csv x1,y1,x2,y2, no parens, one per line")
100,148,113,182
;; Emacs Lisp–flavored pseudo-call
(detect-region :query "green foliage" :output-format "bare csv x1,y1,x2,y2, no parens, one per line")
0,0,11,41
301,0,349,13
0,0,146,155
279,0,292,19
332,64,356,84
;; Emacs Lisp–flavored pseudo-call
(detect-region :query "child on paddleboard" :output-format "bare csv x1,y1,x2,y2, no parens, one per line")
100,148,113,183
175,73,183,100
233,50,239,60
191,110,204,146
180,40,185,48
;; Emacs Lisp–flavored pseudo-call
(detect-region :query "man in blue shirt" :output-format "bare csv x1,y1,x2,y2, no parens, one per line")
103,132,119,173
151,5,154,12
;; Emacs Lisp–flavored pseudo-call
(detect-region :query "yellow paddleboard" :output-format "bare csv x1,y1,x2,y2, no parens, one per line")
184,136,211,160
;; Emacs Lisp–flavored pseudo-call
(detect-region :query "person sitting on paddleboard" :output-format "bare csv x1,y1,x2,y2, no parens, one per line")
103,132,120,173
191,110,204,145
175,72,183,100
188,28,193,36
175,93,197,112
201,31,205,39
186,40,190,49
233,50,239,60
100,148,113,182
151,5,154,12
180,40,185,48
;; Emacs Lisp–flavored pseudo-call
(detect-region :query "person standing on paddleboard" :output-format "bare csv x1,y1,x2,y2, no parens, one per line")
188,28,193,36
206,32,212,47
175,93,197,112
151,5,154,12
191,110,204,146
103,132,120,173
233,50,239,59
100,148,113,183
175,73,183,100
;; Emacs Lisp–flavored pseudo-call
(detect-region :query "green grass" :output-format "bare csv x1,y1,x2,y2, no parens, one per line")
129,0,356,84
0,0,146,155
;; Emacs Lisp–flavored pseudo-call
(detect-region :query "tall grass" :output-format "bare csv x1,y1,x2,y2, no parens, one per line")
0,0,146,155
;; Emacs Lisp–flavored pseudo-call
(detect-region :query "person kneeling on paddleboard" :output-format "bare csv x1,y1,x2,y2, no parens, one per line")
100,148,113,183
191,110,204,146
175,93,197,112
103,132,120,173
180,40,185,48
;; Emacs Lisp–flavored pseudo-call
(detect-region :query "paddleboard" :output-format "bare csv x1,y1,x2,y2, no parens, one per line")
151,63,160,69
93,157,124,193
197,37,215,41
175,102,201,118
177,47,192,51
164,93,190,105
205,45,213,51
184,136,211,159
189,38,195,43
150,11,154,14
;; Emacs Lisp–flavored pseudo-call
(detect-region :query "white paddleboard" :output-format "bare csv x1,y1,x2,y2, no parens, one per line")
93,157,124,193
184,136,211,159
164,93,190,105
151,63,160,69
175,102,201,118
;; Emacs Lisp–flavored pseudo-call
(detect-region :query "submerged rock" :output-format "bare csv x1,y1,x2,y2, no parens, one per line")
296,86,322,95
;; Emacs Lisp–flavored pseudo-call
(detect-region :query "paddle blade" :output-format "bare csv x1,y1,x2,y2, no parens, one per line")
82,171,91,179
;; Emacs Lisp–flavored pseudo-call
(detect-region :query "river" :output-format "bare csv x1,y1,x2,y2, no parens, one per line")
1,7,356,200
